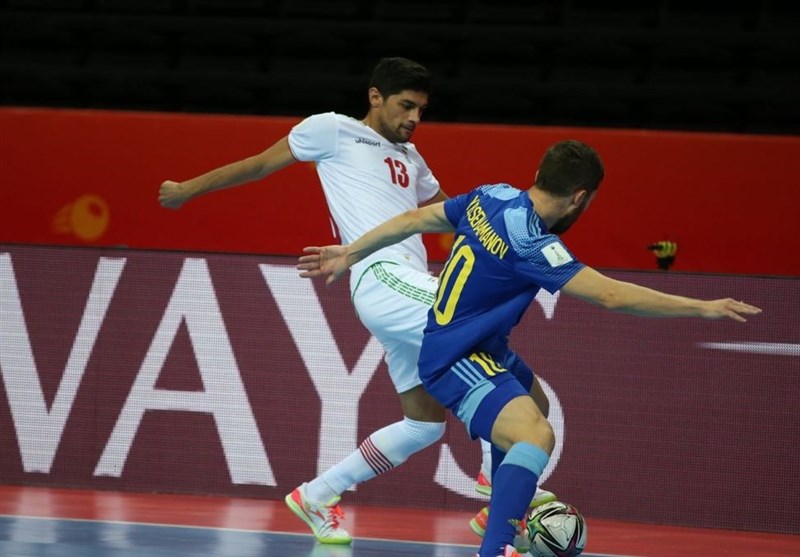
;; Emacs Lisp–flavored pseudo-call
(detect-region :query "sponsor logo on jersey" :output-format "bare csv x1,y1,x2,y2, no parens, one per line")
355,137,381,147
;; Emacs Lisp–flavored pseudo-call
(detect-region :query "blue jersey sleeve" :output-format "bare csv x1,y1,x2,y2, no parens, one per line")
443,192,473,228
513,236,585,293
503,202,584,293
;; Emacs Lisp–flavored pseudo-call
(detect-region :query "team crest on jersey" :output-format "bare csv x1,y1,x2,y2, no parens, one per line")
542,242,573,267
355,137,381,147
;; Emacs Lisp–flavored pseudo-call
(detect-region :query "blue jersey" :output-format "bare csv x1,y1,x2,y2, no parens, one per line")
418,184,584,395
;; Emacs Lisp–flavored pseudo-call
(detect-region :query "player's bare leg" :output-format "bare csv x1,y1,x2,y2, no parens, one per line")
398,384,447,422
471,377,556,543
478,396,554,556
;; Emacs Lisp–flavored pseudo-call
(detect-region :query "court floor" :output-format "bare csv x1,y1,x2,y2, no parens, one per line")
1,485,798,557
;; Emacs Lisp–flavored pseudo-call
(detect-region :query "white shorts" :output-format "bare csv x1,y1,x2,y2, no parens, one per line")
351,261,438,394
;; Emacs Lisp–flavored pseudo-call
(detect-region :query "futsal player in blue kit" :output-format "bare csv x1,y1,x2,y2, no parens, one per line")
298,139,762,557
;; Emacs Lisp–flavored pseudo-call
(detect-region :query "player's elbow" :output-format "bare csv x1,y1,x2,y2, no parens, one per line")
250,157,273,179
400,208,429,234
594,288,627,312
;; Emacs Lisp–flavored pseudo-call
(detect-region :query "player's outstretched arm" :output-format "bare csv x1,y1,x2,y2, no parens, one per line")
298,203,453,284
297,245,350,284
562,267,762,322
159,136,296,209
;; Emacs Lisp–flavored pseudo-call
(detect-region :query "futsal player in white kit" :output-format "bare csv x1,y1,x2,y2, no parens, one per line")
158,57,552,543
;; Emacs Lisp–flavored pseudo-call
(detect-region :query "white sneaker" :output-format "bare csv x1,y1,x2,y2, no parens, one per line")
285,483,352,544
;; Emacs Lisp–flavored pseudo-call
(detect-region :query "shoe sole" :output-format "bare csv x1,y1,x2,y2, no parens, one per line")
474,485,558,508
468,517,486,538
470,516,532,554
284,493,353,545
469,493,559,541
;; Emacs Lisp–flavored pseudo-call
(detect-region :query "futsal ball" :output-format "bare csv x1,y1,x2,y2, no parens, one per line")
524,501,587,557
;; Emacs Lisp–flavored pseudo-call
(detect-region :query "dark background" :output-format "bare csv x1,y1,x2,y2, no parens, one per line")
2,0,799,135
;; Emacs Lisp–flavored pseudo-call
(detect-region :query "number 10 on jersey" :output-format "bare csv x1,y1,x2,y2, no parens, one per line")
434,235,474,325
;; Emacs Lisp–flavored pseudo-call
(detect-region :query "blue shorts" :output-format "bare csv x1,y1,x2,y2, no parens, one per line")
422,350,534,441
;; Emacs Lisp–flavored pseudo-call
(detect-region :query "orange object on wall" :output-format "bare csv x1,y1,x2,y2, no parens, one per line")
2,107,798,275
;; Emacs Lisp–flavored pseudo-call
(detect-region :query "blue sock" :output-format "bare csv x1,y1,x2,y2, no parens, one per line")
480,442,550,557
490,444,504,481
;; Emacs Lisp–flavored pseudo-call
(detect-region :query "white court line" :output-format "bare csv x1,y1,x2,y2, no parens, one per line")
698,342,800,356
0,514,645,556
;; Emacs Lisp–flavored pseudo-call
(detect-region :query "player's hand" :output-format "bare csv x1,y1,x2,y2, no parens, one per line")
159,180,191,209
297,245,350,285
700,299,762,322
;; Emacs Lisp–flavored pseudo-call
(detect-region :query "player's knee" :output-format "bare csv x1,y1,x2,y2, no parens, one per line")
403,417,446,452
537,419,555,454
523,413,555,455
368,417,445,468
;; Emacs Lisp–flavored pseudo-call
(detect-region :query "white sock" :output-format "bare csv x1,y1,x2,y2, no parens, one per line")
480,438,492,477
304,417,446,503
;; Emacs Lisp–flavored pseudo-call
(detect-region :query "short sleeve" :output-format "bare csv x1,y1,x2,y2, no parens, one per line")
513,236,585,294
288,112,340,162
414,152,441,204
443,192,473,228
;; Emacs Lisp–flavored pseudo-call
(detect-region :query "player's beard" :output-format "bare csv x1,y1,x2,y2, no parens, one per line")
548,202,588,236
376,115,414,143
387,124,413,143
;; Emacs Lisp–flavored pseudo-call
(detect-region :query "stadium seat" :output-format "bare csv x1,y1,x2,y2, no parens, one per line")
456,89,538,124
645,97,737,132
563,0,657,29
175,73,260,113
756,0,800,31
459,36,541,79
93,0,176,14
0,0,797,134
648,40,738,86
279,0,364,20
86,27,173,70
548,95,637,128
267,29,353,78
179,24,262,72
372,0,456,22
5,0,87,11
659,0,752,31
184,0,265,16
466,0,559,26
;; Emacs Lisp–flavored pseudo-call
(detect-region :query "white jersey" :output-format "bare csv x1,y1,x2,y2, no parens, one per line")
288,112,440,283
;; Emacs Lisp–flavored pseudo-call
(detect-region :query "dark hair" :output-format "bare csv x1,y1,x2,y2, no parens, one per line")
368,57,431,98
535,140,605,197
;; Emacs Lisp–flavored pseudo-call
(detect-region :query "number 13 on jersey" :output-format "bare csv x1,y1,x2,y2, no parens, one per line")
384,157,409,188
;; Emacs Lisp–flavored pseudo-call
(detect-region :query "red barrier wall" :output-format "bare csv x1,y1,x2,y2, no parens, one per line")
1,245,798,534
2,107,800,275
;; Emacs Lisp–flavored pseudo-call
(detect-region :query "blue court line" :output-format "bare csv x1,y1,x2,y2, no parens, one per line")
0,515,622,557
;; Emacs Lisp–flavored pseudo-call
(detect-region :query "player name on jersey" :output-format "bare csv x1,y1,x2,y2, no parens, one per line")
465,196,509,259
